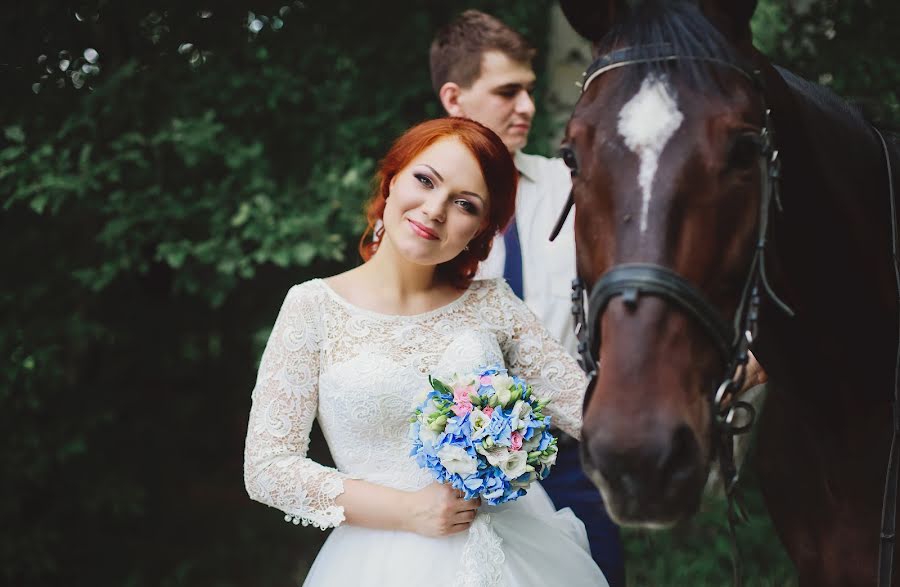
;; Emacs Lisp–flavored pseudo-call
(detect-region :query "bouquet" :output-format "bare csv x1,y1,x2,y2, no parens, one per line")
408,365,558,505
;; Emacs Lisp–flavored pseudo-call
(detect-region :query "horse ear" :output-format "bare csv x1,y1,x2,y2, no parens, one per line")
558,0,626,43
698,0,758,45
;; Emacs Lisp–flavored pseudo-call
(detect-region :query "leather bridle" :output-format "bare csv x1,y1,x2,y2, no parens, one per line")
555,44,900,587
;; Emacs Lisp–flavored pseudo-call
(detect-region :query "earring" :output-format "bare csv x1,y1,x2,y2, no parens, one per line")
464,245,470,251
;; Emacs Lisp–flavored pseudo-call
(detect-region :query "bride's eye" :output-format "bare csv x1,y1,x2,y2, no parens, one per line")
415,173,434,189
455,199,477,214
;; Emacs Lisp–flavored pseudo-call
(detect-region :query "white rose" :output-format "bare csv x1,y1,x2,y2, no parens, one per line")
499,450,528,480
509,400,532,430
477,444,510,467
437,445,478,476
513,399,532,418
469,408,490,440
492,374,513,394
540,447,558,467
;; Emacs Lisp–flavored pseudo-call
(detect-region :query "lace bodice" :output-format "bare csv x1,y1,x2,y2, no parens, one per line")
243,278,587,530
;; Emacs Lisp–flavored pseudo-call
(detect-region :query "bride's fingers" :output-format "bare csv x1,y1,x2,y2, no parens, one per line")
453,511,477,525
449,521,473,534
455,491,481,506
457,497,479,511
459,496,481,509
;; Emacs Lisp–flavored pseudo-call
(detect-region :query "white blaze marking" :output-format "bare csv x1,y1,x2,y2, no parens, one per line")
617,75,684,234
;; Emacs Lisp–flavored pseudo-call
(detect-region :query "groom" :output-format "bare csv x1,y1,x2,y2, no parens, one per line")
430,10,626,587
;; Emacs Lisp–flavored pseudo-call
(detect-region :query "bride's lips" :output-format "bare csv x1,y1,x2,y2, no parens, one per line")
407,218,439,240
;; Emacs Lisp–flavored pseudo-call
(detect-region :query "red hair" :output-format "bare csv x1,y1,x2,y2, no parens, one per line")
358,117,517,289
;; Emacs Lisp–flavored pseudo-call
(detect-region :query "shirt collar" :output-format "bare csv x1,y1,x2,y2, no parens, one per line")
513,150,536,183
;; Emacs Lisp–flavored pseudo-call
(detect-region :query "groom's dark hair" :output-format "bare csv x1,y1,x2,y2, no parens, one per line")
429,10,536,95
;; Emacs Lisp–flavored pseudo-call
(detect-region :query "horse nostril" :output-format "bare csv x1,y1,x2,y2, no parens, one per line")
659,425,701,488
582,422,702,503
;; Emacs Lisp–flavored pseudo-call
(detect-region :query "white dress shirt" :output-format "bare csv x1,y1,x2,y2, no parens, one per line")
478,150,578,357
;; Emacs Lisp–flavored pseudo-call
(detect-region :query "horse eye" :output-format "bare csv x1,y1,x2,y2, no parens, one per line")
728,134,762,170
559,145,579,173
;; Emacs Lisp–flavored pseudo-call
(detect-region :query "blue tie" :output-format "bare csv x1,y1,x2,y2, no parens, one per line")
503,217,524,299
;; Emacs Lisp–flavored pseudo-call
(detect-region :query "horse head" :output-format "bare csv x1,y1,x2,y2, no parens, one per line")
559,0,773,527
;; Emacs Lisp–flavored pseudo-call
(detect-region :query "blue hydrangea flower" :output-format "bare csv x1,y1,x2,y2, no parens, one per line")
409,364,557,506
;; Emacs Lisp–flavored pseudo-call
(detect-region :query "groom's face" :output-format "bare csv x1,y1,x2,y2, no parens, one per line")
450,51,536,153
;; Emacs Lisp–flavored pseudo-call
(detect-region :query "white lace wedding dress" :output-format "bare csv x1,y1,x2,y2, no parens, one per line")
244,277,609,587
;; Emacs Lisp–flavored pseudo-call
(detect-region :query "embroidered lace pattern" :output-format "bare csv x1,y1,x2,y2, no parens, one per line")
243,277,586,530
462,514,505,587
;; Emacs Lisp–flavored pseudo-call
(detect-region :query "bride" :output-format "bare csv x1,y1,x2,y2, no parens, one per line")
243,117,608,587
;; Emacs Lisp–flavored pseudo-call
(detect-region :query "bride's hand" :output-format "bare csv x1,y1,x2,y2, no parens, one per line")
405,483,481,537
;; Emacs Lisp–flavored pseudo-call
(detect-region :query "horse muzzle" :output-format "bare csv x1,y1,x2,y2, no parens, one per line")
580,409,709,526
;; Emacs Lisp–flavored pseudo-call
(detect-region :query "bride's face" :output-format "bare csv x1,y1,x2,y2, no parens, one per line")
382,137,490,267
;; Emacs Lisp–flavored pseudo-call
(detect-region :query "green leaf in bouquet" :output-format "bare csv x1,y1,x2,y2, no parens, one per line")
428,414,448,432
428,375,453,396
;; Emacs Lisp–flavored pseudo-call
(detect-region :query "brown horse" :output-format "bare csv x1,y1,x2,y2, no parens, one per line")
556,0,900,584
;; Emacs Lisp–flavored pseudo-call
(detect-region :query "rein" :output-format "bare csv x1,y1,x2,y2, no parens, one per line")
876,125,900,587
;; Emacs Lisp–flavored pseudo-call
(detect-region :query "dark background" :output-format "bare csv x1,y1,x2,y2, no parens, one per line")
1,1,897,585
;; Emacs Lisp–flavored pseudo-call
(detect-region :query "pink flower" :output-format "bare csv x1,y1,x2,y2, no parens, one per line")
510,431,523,452
452,385,474,417
453,385,475,403
482,406,494,418
451,401,472,417
480,375,493,385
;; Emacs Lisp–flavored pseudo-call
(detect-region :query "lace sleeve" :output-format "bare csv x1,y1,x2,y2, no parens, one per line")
492,280,588,440
243,283,349,529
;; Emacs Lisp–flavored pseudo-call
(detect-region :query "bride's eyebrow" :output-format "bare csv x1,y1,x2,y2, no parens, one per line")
421,164,484,203
422,165,444,181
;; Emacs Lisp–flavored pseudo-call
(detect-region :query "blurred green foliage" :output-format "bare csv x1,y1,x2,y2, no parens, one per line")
622,471,798,586
752,0,899,126
0,0,896,585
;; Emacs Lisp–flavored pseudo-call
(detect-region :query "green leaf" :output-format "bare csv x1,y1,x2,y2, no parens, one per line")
429,375,453,395
4,125,25,143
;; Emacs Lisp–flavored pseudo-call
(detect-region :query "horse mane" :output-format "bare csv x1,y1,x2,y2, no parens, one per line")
595,0,741,96
774,65,899,141
773,64,897,185
775,66,870,130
